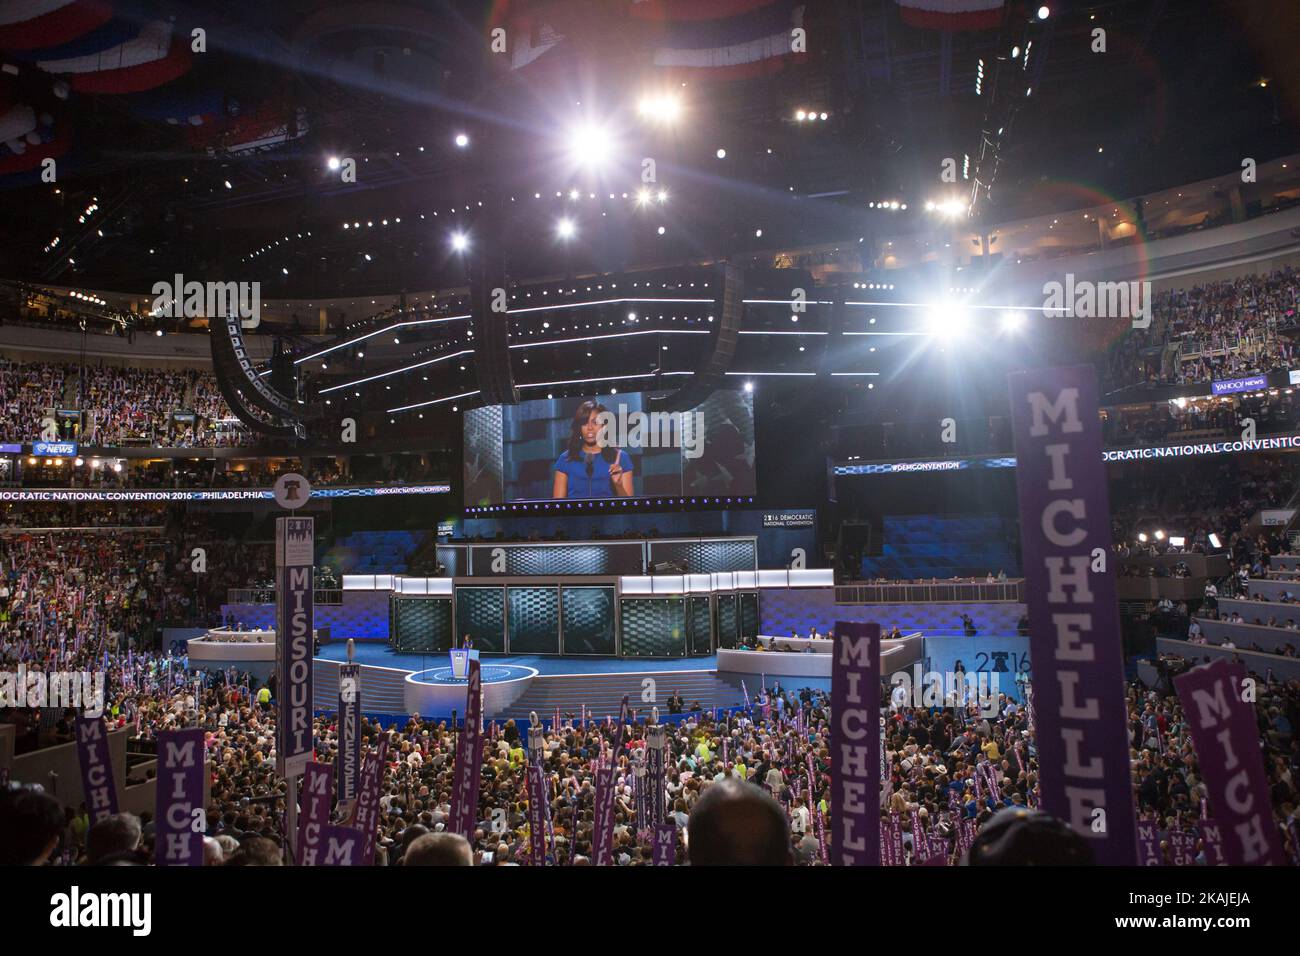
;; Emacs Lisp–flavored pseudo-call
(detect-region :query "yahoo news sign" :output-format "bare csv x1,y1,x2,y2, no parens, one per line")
276,516,314,778
1008,365,1136,865
1210,375,1268,396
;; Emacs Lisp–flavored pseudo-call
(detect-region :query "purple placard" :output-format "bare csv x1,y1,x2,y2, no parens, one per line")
526,760,551,865
337,664,361,804
1136,819,1163,866
1007,365,1137,865
154,727,205,866
652,823,675,866
591,763,616,866
1173,658,1285,865
1210,374,1268,396
316,824,368,866
830,620,881,866
275,515,314,778
449,659,483,840
348,736,387,866
1199,820,1226,866
74,716,118,825
297,761,334,865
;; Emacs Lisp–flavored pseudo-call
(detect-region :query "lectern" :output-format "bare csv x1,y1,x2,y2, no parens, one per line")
449,647,480,680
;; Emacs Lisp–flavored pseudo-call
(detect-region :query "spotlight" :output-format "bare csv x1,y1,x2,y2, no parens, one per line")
1208,533,1222,549
637,93,682,123
327,156,341,170
557,218,576,239
657,189,668,203
1138,533,1148,543
451,232,468,252
1037,5,1050,20
795,109,807,121
925,302,969,337
636,188,652,206
566,122,613,168
743,381,754,393
1000,310,1026,333
716,148,726,159
455,133,469,147
1154,530,1165,541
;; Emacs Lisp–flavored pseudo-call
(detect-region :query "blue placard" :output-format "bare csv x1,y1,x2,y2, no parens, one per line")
32,441,78,457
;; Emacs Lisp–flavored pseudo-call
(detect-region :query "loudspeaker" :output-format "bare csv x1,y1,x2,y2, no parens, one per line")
470,202,519,406
647,262,743,413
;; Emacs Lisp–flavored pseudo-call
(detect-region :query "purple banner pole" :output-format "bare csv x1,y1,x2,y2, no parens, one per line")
275,516,314,779
154,727,205,866
1173,658,1285,864
336,663,361,804
74,716,119,825
449,659,484,841
297,761,334,865
1007,364,1137,865
830,620,881,865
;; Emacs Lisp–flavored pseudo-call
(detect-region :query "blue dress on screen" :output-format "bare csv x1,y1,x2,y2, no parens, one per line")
554,450,632,498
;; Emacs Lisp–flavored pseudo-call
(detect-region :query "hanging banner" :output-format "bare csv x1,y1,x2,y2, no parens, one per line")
297,761,334,865
275,515,314,778
337,663,361,804
1173,658,1285,865
449,658,484,840
525,725,552,865
154,727,205,866
591,763,616,866
74,715,119,825
1007,364,1136,865
830,620,881,866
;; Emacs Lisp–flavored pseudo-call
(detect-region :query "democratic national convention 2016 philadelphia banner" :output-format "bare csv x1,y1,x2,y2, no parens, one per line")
1008,364,1137,865
0,484,451,502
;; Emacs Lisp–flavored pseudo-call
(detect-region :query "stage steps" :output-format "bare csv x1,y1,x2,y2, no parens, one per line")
496,670,745,721
312,659,409,715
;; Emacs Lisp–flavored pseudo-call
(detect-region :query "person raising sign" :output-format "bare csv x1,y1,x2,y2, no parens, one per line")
552,400,635,499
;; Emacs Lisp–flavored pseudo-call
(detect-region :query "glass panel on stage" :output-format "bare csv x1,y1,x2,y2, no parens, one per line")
507,586,560,654
392,598,453,653
688,595,713,656
619,597,686,658
560,586,617,655
454,586,506,652
716,593,739,649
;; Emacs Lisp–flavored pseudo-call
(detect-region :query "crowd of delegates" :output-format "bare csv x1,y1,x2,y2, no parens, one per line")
4,656,1297,866
1108,268,1300,389
1102,390,1300,448
0,360,67,440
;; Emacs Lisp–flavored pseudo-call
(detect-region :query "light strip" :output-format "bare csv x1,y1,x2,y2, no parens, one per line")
509,329,711,350
506,297,712,315
738,330,830,336
742,299,836,306
295,313,472,364
517,371,692,389
830,372,881,376
842,331,926,336
387,390,481,413
724,371,817,377
320,349,475,394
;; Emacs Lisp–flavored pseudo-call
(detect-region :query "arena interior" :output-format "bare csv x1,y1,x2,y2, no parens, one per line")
0,0,1298,919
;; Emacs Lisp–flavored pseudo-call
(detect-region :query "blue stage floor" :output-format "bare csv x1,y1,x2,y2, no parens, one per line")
316,641,718,674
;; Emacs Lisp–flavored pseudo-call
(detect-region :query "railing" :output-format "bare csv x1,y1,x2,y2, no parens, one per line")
226,588,343,605
835,580,1023,604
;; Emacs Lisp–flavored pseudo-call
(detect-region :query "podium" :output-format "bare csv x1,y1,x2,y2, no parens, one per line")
449,648,479,680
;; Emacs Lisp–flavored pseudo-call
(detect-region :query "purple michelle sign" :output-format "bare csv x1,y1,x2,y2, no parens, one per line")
155,727,205,866
1007,365,1136,865
448,658,483,840
1173,658,1285,865
591,763,616,866
348,736,387,866
830,620,881,866
317,824,368,866
74,716,119,824
1136,819,1162,866
297,761,334,865
652,823,675,866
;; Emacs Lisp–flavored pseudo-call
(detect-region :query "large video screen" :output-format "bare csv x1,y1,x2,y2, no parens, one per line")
463,390,756,505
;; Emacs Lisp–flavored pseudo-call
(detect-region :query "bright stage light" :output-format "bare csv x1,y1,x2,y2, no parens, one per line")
925,302,970,337
1154,529,1165,541
1037,5,1050,20
657,189,668,203
1000,310,1026,333
636,188,652,206
454,133,469,147
327,156,341,170
927,198,969,218
716,148,726,159
1208,533,1222,548
557,218,576,239
637,93,682,123
451,232,468,252
795,109,807,121
1138,533,1148,543
743,381,754,393
567,123,613,168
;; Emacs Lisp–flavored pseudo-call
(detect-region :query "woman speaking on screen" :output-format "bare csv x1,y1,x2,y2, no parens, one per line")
552,400,635,498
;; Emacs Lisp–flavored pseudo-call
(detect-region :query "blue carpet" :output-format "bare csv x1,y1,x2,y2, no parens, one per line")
316,642,718,674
